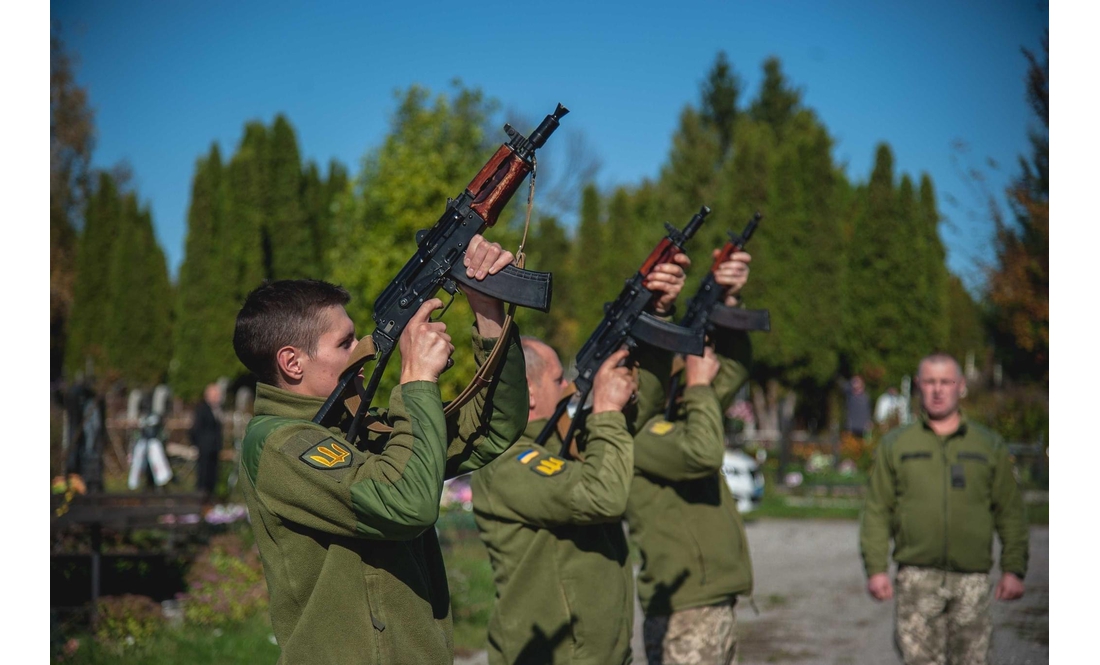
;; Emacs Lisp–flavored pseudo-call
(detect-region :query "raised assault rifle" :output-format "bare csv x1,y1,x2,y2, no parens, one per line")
314,104,568,442
535,207,713,455
663,212,771,420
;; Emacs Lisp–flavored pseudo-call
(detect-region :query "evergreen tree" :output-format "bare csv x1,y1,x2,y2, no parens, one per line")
700,51,741,156
517,215,577,355
917,174,951,352
732,110,844,430
572,183,609,340
604,187,639,288
225,122,268,299
301,161,327,275
845,143,909,383
301,158,350,277
658,107,724,248
173,146,240,399
104,194,172,385
267,115,317,279
888,173,926,384
66,172,123,378
749,57,802,142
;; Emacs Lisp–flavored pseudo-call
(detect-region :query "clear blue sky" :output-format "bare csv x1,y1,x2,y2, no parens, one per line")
52,0,1048,291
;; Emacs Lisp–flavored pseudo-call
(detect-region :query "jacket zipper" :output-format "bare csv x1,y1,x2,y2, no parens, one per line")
941,435,949,586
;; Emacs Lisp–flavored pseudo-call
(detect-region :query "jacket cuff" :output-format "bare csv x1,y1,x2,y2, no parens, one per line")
682,384,719,404
585,410,628,430
398,381,443,399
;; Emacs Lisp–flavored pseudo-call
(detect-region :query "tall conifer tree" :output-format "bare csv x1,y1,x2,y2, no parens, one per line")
700,51,741,158
749,57,801,142
173,146,241,398
225,123,268,299
918,174,950,353
572,183,609,340
66,172,123,378
845,144,910,383
519,215,577,355
267,115,316,279
104,194,172,385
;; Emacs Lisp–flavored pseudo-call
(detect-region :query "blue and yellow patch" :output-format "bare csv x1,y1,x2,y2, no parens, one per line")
299,437,353,470
517,449,540,465
530,455,566,477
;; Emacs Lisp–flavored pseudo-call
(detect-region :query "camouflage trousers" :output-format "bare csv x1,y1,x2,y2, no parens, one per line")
643,600,737,665
894,566,992,665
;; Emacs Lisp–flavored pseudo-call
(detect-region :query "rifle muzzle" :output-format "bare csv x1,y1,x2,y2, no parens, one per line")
528,103,570,150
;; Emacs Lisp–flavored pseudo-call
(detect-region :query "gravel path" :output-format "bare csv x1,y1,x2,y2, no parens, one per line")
727,519,1047,665
459,519,1048,664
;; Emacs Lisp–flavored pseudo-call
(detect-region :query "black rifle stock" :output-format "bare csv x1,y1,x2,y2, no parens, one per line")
314,104,568,442
535,207,712,455
663,211,771,420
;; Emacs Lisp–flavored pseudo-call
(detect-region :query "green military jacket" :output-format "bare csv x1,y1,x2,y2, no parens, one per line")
469,342,671,665
626,331,754,616
859,413,1029,578
471,416,635,665
239,327,526,665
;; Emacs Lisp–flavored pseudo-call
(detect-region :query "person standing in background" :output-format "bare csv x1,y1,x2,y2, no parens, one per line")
191,383,224,500
860,352,1028,665
841,374,872,438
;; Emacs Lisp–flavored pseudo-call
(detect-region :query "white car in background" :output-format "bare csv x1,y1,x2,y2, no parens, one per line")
721,449,765,513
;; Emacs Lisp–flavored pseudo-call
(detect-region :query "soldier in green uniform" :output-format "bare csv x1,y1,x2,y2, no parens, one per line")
860,352,1029,665
233,237,529,664
470,255,689,665
626,250,754,665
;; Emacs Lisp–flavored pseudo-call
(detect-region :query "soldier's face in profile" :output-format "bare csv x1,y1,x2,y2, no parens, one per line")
528,343,568,421
916,360,964,421
298,306,358,398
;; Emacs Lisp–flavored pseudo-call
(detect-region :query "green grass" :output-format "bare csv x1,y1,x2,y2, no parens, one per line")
745,494,863,521
55,613,280,665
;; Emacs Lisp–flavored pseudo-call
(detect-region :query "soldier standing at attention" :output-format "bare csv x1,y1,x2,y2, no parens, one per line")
470,254,689,665
860,352,1029,665
626,250,754,665
233,237,528,665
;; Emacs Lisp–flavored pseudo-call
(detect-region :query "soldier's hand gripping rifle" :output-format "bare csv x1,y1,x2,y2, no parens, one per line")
314,104,569,442
535,207,713,456
663,211,771,420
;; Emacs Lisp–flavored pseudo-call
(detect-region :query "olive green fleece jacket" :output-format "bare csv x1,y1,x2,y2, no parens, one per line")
472,416,635,665
469,341,672,665
859,413,1029,579
626,330,754,616
239,326,526,665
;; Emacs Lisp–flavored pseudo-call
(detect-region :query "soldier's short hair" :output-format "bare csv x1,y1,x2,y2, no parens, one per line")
520,336,550,383
234,279,352,385
917,352,962,379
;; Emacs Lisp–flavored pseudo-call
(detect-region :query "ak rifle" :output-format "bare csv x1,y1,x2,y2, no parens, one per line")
535,206,712,455
664,212,771,420
314,104,568,443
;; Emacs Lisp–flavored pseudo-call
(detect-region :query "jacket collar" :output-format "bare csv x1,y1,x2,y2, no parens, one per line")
919,409,969,437
524,417,559,446
254,382,328,421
